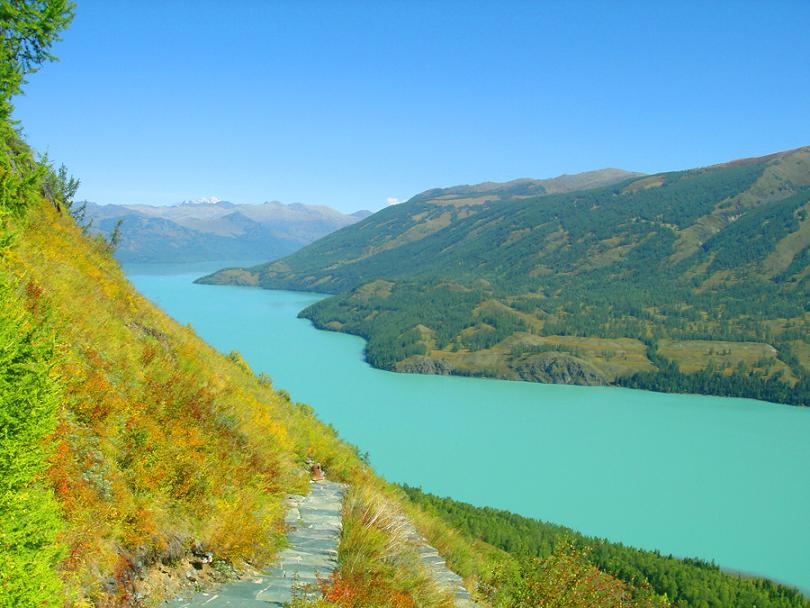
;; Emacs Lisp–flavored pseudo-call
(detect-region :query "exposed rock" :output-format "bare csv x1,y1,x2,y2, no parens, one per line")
126,321,169,344
397,356,453,375
513,352,607,386
101,577,117,594
190,542,213,564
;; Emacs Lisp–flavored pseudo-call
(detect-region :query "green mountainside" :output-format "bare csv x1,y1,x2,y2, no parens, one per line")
201,150,810,405
199,167,642,292
402,486,810,608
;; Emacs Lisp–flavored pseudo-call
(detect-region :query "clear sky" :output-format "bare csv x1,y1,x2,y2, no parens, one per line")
13,0,810,212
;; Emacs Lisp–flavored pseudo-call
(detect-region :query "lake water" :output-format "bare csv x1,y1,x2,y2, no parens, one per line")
127,263,810,593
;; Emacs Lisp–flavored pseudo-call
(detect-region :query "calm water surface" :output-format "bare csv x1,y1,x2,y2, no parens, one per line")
127,264,810,593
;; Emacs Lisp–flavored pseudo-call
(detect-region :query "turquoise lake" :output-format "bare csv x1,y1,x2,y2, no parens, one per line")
127,264,810,594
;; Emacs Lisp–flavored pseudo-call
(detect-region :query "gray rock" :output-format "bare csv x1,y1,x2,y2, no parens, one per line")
514,352,607,386
397,356,453,375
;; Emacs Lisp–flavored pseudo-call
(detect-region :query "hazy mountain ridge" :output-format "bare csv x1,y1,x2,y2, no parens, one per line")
86,199,371,263
200,149,810,405
409,168,643,204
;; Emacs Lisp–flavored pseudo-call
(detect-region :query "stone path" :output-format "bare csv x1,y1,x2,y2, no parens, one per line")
390,514,479,608
166,480,347,607
166,481,477,607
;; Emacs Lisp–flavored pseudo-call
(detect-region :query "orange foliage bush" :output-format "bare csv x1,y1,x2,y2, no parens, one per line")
320,571,416,608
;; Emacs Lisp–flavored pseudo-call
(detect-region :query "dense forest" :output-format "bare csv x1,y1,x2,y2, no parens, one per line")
616,340,810,405
203,147,810,405
402,487,810,608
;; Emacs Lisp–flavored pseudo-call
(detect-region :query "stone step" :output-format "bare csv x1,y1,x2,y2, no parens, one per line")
389,516,480,608
216,581,269,599
255,581,322,604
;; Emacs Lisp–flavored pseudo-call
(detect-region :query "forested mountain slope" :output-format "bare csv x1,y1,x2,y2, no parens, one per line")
403,486,810,608
200,167,641,291
202,149,810,405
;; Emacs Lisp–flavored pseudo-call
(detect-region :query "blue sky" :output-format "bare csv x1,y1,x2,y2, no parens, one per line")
13,0,810,212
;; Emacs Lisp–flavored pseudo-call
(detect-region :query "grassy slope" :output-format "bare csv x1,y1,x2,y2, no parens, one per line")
10,197,512,606
201,148,810,405
10,201,360,603
9,191,680,608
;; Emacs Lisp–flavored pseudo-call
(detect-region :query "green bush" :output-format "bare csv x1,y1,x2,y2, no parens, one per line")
0,279,64,606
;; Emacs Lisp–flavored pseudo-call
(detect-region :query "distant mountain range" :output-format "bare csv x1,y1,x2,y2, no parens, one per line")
200,152,810,406
85,199,372,263
407,168,643,205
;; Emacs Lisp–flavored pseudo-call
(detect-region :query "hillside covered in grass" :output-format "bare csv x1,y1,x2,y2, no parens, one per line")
202,149,810,405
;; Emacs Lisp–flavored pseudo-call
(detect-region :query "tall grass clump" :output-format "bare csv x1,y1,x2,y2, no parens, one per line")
315,486,454,608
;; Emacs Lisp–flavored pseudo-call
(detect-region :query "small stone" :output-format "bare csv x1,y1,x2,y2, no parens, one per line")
191,541,210,558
